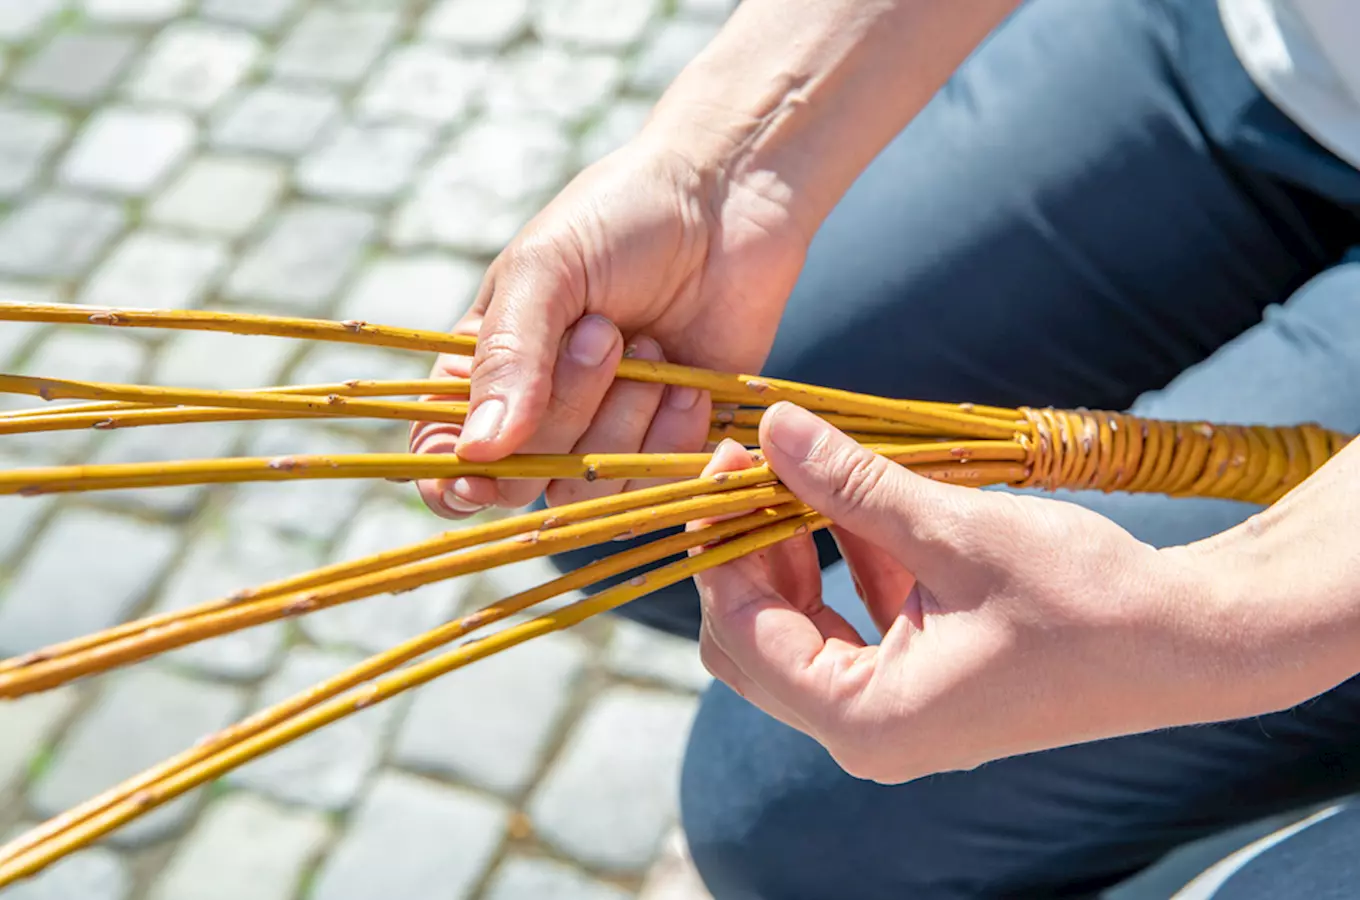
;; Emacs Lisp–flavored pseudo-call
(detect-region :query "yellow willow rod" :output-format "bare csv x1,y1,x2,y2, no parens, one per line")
0,483,798,697
0,375,468,426
0,302,1021,435
0,405,460,435
0,464,782,678
0,378,474,421
0,510,824,888
0,502,805,868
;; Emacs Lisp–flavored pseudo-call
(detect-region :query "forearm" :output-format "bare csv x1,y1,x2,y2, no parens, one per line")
638,0,1018,238
1185,436,1360,710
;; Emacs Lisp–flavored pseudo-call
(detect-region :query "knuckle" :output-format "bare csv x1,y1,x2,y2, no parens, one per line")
830,448,891,513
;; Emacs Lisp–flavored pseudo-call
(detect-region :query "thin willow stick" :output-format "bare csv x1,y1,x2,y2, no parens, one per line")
0,375,469,426
0,510,824,888
0,466,781,676
0,502,805,871
0,443,1025,496
0,302,1022,434
0,483,796,697
0,404,445,435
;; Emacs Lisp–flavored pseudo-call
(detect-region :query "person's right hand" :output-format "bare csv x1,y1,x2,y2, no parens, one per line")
410,131,812,518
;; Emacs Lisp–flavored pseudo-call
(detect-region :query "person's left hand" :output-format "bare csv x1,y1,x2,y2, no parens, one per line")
690,403,1304,785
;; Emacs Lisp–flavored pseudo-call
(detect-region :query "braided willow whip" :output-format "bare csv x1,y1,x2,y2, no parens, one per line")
0,300,1351,887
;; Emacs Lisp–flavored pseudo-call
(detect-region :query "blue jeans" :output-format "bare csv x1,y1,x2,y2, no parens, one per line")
545,0,1360,896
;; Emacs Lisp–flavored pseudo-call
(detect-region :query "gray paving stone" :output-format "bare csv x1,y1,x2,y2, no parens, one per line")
224,423,373,543
0,0,66,44
226,203,376,311
630,19,720,93
677,0,736,20
5,848,132,900
31,668,246,847
357,44,488,127
638,830,712,900
338,254,481,333
0,282,52,365
0,508,178,657
529,687,699,873
228,647,399,811
10,31,140,106
78,231,228,309
201,0,300,33
152,525,317,680
210,83,342,157
59,107,196,197
273,8,400,85
578,98,652,166
311,772,509,900
394,630,588,797
484,856,634,900
87,419,244,518
300,496,469,654
536,0,661,50
0,687,76,794
149,155,287,238
487,44,623,126
607,620,711,693
82,0,189,24
152,328,298,390
0,492,53,563
0,105,70,201
423,0,530,50
287,342,430,387
148,793,331,900
0,192,127,279
125,22,263,112
296,123,435,202
480,554,586,614
391,118,572,254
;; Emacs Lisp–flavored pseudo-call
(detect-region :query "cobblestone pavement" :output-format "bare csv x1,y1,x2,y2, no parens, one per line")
0,1,733,897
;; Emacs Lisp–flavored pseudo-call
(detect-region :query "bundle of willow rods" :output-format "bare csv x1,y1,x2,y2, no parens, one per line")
0,300,1351,888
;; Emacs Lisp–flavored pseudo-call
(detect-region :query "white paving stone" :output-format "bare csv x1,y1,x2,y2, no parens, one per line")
0,492,54,561
149,155,287,238
579,98,653,166
486,44,623,125
357,44,489,125
5,848,133,900
211,83,342,157
273,8,400,85
422,0,530,49
226,203,376,311
0,105,70,200
87,419,242,519
126,23,262,112
529,687,699,872
338,254,481,333
288,343,430,387
0,508,179,657
536,0,661,49
82,0,189,24
296,123,435,202
149,793,331,900
229,647,400,811
607,620,711,693
0,688,76,794
201,0,302,33
0,283,52,365
311,772,509,900
0,192,127,279
152,327,298,390
392,117,573,253
484,856,634,900
394,630,589,797
31,668,246,846
10,31,140,105
301,496,470,654
630,19,719,93
0,0,66,44
78,231,228,309
677,0,737,19
59,107,196,197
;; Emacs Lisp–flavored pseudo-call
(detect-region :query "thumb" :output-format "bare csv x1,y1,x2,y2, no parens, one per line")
456,251,584,462
759,402,981,581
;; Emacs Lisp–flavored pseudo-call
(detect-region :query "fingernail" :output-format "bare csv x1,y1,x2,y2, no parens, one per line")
567,315,617,367
766,404,825,461
667,386,700,411
442,484,485,515
462,398,505,445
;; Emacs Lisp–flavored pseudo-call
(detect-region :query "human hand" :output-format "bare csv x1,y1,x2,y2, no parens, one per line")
692,403,1297,785
409,133,810,518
